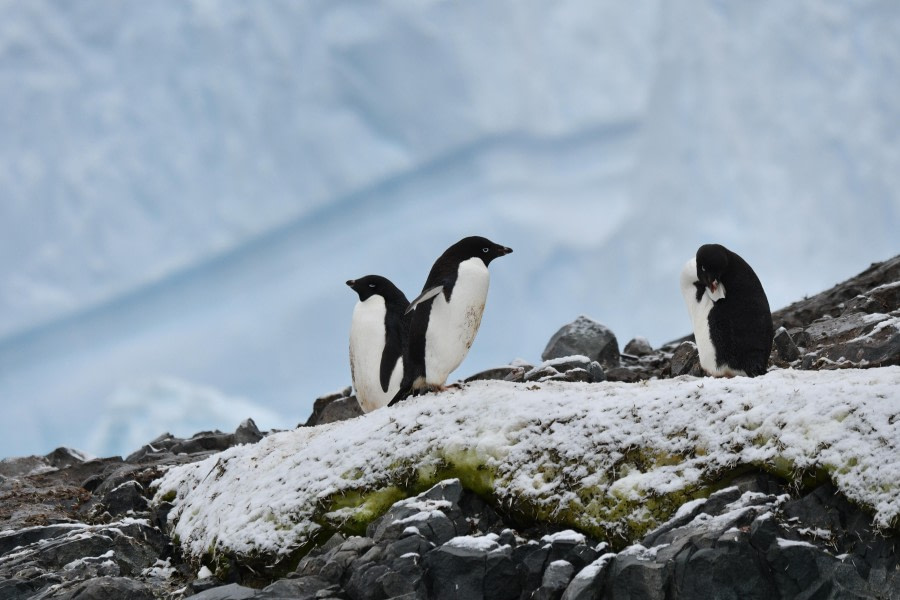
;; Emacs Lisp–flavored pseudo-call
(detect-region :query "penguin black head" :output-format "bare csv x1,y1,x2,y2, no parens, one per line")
447,236,513,266
695,244,730,296
346,275,407,304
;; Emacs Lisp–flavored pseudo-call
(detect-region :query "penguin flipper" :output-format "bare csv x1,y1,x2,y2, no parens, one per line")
405,285,444,315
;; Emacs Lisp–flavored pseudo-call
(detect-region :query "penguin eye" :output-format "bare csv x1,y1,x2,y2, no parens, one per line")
700,266,706,272
482,247,489,253
368,283,375,288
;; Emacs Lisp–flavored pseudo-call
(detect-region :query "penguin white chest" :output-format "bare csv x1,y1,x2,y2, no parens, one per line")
349,296,403,412
424,257,490,386
679,257,724,376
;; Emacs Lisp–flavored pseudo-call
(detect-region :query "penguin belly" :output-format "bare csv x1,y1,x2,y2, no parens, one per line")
679,258,737,377
424,257,490,387
349,296,403,412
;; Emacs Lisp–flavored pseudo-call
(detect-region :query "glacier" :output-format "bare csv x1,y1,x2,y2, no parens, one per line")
1,1,899,458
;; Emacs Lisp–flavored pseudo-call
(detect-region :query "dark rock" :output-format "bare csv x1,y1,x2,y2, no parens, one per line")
542,532,588,564
0,579,38,600
318,536,376,584
465,366,526,383
604,367,643,383
540,355,593,373
561,555,613,600
259,576,335,599
344,563,390,600
537,559,576,598
189,583,261,599
789,327,813,350
50,576,155,600
497,529,517,548
44,448,87,470
773,255,900,329
698,486,742,517
385,533,434,560
544,368,594,383
151,500,174,531
802,310,900,366
423,543,486,599
170,431,235,455
519,544,550,593
670,341,701,376
421,478,464,504
190,576,224,593
525,366,560,382
765,539,836,599
676,532,777,600
800,352,818,370
773,326,801,362
383,553,423,597
587,361,606,382
368,480,466,545
748,514,780,551
296,554,328,577
623,337,653,357
604,553,668,600
100,480,149,516
304,387,354,426
424,541,519,600
482,546,521,600
542,316,620,369
0,454,52,479
0,524,85,557
458,490,506,535
0,521,165,579
315,396,365,426
234,418,264,445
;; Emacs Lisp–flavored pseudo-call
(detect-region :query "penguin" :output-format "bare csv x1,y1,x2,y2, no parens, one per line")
346,275,410,412
390,236,512,404
679,244,773,377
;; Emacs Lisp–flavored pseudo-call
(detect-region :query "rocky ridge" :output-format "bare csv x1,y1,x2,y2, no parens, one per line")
0,255,897,599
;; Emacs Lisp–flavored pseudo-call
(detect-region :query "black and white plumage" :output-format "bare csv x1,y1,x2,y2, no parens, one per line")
346,276,410,412
680,244,773,377
390,236,512,404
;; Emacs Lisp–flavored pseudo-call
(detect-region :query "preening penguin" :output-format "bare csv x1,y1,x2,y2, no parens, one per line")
347,276,410,412
680,244,773,377
390,236,512,404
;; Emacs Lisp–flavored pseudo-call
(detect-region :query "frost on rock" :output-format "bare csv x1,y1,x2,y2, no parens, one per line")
152,367,900,563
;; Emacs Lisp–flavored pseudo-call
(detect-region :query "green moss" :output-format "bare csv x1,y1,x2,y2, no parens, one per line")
159,490,177,502
324,485,407,535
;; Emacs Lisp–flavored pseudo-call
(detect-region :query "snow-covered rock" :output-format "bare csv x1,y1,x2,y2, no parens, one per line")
154,368,900,562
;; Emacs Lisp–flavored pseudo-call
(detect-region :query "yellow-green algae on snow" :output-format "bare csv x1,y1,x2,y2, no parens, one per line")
152,368,900,566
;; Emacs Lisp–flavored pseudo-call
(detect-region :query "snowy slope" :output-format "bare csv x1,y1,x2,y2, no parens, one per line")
2,1,900,458
153,368,900,560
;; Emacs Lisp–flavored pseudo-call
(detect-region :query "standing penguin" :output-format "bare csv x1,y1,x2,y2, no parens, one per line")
679,244,773,377
347,276,410,412
390,236,512,404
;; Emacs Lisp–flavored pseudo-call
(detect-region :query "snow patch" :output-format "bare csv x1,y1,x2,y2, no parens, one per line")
445,533,501,552
541,530,587,546
776,538,819,549
153,368,900,559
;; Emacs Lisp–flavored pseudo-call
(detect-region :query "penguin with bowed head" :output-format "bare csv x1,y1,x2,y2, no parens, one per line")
679,243,773,377
346,275,410,412
390,236,512,405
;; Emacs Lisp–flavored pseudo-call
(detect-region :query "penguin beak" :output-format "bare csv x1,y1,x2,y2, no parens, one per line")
499,246,513,256
706,280,726,302
346,280,355,288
